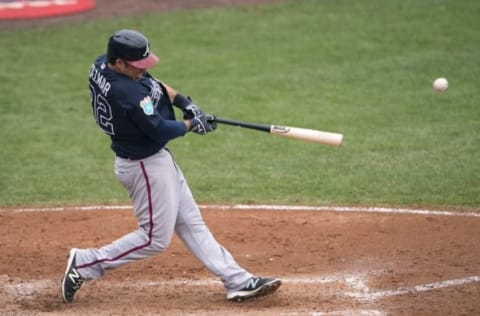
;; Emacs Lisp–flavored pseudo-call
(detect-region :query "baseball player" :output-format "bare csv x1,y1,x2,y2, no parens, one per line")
61,29,281,303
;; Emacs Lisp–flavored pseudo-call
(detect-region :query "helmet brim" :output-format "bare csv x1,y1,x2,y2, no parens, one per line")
127,52,159,69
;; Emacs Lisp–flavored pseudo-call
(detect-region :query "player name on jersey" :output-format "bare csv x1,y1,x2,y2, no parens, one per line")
89,63,111,96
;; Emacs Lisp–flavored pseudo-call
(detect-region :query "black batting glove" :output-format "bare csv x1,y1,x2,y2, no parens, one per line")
206,114,217,130
190,113,216,135
182,103,202,119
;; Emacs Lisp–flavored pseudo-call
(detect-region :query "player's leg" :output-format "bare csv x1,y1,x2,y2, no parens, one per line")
173,164,281,301
62,149,179,302
172,166,252,288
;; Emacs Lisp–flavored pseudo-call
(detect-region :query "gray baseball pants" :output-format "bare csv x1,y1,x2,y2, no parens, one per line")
74,148,252,292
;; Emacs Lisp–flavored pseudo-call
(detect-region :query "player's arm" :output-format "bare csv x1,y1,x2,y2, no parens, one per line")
159,81,178,104
153,79,187,108
155,79,198,119
155,79,215,135
129,104,188,142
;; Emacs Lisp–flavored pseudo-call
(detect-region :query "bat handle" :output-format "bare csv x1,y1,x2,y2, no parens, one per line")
211,117,271,132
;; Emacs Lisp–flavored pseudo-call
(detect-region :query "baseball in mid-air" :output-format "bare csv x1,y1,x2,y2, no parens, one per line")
433,77,448,92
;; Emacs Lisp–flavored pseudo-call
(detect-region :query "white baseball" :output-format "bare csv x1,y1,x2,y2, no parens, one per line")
433,78,448,92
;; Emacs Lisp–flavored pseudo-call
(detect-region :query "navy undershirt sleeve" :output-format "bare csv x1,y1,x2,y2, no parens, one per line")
129,106,187,143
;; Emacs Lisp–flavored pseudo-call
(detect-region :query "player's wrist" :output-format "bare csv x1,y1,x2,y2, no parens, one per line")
184,119,192,132
173,94,192,109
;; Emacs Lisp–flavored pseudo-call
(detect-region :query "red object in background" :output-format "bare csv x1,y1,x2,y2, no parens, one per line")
0,0,95,20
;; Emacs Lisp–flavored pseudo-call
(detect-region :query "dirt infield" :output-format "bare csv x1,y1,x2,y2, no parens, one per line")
1,205,479,315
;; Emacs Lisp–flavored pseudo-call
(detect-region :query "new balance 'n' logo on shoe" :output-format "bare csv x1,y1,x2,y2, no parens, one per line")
61,248,84,303
227,277,281,302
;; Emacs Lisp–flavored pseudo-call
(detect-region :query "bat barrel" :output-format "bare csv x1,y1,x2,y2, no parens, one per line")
271,126,343,147
212,117,343,147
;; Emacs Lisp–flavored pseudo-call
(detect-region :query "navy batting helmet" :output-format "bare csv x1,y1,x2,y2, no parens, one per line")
107,29,159,69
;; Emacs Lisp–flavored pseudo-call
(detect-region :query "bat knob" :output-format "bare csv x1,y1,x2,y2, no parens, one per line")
206,114,216,123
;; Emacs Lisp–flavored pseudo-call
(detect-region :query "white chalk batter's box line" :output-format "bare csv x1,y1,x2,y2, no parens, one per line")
3,272,480,303
1,204,479,217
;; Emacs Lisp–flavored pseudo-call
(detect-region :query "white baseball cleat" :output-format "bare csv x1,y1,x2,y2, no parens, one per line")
227,277,282,302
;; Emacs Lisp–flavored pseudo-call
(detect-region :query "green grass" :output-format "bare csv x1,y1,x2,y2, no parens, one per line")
0,0,479,209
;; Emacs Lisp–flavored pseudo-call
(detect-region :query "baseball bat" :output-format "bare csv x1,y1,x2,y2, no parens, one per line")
211,117,343,147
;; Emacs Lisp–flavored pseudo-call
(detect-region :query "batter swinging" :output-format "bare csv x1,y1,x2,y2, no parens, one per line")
61,29,281,303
